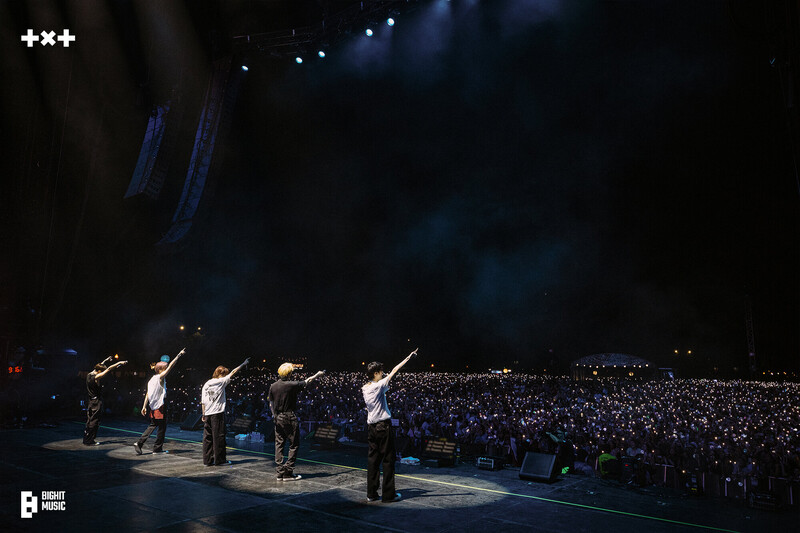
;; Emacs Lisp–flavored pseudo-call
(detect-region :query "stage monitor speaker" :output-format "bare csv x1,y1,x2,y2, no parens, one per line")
421,438,457,467
312,426,340,448
229,416,253,435
519,452,559,483
620,457,635,482
748,490,780,511
180,411,203,430
477,456,503,471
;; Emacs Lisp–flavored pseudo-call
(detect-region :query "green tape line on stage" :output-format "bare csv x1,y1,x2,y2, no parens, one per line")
78,422,739,533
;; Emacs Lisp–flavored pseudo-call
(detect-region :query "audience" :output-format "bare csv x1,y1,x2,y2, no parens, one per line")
89,370,800,482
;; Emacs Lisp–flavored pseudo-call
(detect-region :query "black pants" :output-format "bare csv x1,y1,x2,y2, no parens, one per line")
367,419,396,500
274,412,300,476
137,414,167,452
203,413,226,465
83,398,103,444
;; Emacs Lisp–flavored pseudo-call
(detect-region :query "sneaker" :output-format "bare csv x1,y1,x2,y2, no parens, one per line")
133,443,142,455
217,460,232,466
154,450,169,454
281,474,302,481
382,493,402,503
366,496,380,503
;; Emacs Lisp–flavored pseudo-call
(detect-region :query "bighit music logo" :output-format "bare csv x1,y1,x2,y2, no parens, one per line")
20,491,37,519
20,29,75,47
21,491,66,518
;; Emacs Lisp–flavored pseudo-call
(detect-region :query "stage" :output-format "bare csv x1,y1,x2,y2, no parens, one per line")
0,420,790,532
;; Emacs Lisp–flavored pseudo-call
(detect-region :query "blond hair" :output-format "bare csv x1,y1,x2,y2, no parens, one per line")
278,363,294,379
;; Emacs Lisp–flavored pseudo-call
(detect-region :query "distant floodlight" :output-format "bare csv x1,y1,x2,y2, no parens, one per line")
295,57,303,64
365,28,373,37
318,51,326,58
241,65,249,71
387,18,395,26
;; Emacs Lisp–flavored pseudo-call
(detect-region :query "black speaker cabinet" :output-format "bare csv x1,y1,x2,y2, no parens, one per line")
312,425,340,448
228,416,254,435
477,456,503,471
180,410,203,430
421,438,457,467
519,452,559,483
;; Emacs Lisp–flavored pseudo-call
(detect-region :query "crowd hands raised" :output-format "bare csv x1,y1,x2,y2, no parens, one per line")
389,374,800,483
106,370,800,482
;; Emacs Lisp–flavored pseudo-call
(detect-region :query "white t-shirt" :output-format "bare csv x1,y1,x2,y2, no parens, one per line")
201,375,232,416
147,374,166,410
362,377,391,424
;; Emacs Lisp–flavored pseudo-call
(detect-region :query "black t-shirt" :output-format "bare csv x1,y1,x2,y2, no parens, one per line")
87,373,103,399
268,379,306,414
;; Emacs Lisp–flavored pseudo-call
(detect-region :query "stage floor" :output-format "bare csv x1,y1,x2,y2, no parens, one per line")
0,419,792,532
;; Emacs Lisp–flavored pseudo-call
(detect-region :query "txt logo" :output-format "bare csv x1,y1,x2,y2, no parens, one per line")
20,29,75,47
21,491,38,518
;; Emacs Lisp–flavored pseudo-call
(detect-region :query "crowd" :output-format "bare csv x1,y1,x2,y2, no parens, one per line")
92,370,800,482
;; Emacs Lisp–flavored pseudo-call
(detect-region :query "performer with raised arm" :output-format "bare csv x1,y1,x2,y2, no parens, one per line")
362,348,417,503
134,349,185,455
201,357,250,466
83,356,128,445
268,363,325,481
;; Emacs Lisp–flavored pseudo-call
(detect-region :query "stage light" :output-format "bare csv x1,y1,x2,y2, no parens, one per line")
241,65,249,71
295,57,303,64
365,28,373,37
179,325,185,331
318,51,325,58
387,18,395,26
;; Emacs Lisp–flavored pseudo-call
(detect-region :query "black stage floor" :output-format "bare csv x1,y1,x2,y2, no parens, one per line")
0,419,793,532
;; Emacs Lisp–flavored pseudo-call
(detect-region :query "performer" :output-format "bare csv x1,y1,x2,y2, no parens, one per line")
201,357,250,466
134,349,184,455
362,349,416,503
83,356,127,445
268,363,325,481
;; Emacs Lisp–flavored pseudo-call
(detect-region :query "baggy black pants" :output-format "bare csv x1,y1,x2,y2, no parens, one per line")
274,412,300,476
137,413,167,452
367,419,396,501
83,398,103,444
203,412,227,465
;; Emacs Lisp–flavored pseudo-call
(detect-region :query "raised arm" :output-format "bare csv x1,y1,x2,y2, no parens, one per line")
95,360,127,380
305,370,325,384
159,348,186,380
385,348,417,384
228,358,250,379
